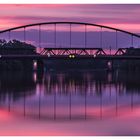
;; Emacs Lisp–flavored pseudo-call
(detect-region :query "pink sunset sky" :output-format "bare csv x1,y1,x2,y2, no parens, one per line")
0,4,140,33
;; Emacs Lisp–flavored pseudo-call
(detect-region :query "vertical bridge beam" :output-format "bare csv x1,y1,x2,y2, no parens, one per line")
100,27,103,49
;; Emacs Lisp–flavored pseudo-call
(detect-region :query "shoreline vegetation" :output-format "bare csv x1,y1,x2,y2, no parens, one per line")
0,39,36,71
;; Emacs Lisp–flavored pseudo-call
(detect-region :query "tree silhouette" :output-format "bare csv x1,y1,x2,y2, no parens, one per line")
0,39,35,49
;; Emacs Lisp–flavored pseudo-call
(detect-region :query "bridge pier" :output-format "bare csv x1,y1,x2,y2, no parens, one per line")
107,60,114,71
33,59,44,72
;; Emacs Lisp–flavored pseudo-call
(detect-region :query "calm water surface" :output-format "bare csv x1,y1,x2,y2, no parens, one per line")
0,69,140,136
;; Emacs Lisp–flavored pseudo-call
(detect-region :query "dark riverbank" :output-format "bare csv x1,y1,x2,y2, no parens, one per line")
44,59,140,71
1,59,140,72
44,59,108,70
0,39,36,71
0,60,33,71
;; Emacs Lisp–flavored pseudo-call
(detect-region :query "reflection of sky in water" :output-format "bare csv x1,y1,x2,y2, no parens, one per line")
0,70,140,135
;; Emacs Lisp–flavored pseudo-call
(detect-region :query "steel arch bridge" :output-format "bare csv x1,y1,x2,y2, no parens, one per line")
0,21,140,60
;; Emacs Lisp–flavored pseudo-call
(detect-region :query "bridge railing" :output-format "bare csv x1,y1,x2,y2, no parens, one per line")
38,48,107,56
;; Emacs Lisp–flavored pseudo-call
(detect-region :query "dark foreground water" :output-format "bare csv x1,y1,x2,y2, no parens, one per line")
0,69,140,136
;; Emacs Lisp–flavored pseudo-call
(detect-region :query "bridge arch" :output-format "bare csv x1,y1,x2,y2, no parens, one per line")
0,21,140,38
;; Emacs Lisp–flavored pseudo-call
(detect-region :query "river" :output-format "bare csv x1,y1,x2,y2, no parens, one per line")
0,69,140,136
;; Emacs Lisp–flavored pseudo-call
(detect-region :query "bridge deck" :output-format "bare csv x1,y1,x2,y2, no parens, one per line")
1,55,140,60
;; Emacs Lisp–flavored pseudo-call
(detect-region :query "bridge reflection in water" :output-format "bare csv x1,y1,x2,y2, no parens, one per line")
0,70,139,121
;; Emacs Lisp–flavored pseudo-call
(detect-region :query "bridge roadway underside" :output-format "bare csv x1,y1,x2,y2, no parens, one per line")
0,55,140,60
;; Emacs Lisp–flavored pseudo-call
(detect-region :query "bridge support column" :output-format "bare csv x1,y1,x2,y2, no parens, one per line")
33,59,44,72
107,60,114,71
